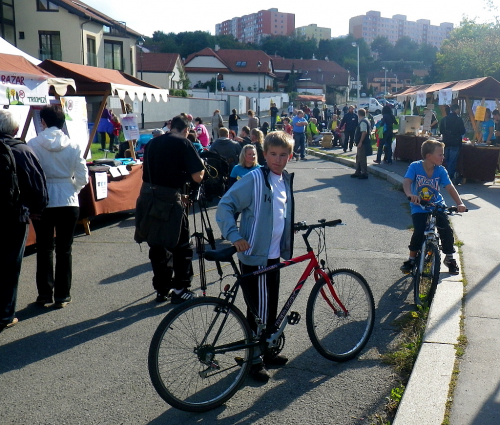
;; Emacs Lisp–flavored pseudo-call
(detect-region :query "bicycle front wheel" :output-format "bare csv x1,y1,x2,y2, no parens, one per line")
306,269,375,362
148,297,254,412
413,242,440,306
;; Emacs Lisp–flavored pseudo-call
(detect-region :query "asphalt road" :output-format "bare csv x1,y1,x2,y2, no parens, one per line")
0,156,415,424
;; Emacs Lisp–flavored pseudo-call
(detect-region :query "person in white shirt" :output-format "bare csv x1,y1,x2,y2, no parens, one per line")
28,106,88,308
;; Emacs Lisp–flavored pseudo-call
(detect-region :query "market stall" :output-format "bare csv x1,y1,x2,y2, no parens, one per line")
37,60,169,232
395,77,500,181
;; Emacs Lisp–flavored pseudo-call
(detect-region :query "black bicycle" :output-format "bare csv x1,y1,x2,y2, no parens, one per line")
410,200,466,306
148,219,375,412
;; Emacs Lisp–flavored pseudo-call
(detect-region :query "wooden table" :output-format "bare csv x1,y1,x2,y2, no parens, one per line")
27,165,143,244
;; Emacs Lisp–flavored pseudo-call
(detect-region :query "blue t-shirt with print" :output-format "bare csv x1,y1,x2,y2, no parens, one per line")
230,164,261,180
404,160,451,214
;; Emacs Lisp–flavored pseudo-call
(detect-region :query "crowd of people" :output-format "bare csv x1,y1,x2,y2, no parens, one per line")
0,101,471,386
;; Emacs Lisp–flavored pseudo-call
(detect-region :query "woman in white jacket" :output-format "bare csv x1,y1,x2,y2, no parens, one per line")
28,106,88,308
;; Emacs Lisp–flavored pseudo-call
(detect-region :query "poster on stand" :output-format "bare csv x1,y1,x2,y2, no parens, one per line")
120,114,140,141
32,97,90,159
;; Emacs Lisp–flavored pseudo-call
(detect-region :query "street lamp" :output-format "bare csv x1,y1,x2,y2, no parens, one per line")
215,73,219,98
257,61,262,118
382,66,388,96
136,36,146,129
352,42,360,104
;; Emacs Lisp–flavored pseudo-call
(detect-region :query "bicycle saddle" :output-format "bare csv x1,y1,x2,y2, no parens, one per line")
204,246,237,262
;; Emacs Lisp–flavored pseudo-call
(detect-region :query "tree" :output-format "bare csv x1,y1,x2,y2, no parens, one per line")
371,36,393,61
433,19,500,81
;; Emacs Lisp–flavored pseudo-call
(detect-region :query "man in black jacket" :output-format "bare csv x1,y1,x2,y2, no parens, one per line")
439,104,465,184
0,109,48,333
340,105,358,152
135,115,204,304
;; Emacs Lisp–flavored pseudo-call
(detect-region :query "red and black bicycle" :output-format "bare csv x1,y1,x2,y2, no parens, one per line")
148,219,375,412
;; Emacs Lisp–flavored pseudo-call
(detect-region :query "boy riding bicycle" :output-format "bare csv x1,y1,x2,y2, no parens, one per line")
401,139,467,275
216,131,295,383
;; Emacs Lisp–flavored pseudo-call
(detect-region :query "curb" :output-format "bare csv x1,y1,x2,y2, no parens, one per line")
306,148,405,186
306,148,463,425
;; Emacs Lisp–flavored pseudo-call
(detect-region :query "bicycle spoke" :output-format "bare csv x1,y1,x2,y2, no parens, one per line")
149,298,253,412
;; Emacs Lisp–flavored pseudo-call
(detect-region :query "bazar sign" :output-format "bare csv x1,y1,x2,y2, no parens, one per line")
0,77,49,106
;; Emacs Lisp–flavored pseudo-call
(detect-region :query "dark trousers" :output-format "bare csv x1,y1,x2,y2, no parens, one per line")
33,206,79,301
99,132,115,151
148,213,193,294
355,145,368,176
240,258,280,334
270,116,277,131
343,130,355,151
444,146,461,183
376,131,393,163
0,220,28,326
293,132,305,159
409,212,455,254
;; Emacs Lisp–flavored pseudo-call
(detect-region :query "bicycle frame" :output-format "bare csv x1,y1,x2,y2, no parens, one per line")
206,234,349,358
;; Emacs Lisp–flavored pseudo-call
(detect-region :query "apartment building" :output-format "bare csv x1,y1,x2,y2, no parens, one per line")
1,0,141,75
295,24,331,44
349,11,453,48
215,8,295,44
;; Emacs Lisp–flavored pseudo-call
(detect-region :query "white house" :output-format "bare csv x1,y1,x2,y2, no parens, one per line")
184,47,275,93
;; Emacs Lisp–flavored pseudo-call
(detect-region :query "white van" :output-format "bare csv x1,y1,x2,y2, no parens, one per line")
358,98,383,115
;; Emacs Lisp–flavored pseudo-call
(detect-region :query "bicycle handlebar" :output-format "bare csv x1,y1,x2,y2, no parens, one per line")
294,219,342,232
407,198,468,213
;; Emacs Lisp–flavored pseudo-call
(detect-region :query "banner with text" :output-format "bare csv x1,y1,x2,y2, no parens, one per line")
0,75,49,105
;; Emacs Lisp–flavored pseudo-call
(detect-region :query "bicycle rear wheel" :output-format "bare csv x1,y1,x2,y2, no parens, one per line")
306,269,375,362
148,297,254,412
413,242,440,307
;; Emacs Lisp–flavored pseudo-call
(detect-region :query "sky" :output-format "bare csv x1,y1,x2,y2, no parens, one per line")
83,0,497,39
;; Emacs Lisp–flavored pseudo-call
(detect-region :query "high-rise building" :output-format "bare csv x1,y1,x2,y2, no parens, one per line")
215,8,295,44
349,11,453,48
295,24,331,44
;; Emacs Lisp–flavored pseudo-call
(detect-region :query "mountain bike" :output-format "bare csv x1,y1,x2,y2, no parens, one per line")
148,219,375,412
410,200,466,306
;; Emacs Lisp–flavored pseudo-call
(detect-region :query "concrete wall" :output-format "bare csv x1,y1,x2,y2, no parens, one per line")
130,96,229,124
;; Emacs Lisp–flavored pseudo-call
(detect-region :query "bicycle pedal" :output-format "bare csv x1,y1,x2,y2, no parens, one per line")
234,356,245,367
287,311,301,325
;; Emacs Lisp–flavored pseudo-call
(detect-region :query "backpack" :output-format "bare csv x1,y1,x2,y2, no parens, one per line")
0,139,21,214
199,151,230,201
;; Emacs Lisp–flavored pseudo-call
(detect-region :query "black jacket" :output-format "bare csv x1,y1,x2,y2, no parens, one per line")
0,134,48,222
439,113,465,147
340,112,359,132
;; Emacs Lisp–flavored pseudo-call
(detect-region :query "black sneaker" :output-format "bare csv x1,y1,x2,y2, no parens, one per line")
400,260,415,274
263,354,288,366
171,289,196,304
351,173,361,178
54,297,72,308
36,295,53,306
443,258,459,275
156,291,171,303
249,363,270,382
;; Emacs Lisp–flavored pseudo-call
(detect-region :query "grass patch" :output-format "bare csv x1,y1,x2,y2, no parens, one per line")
382,306,429,376
441,233,467,425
